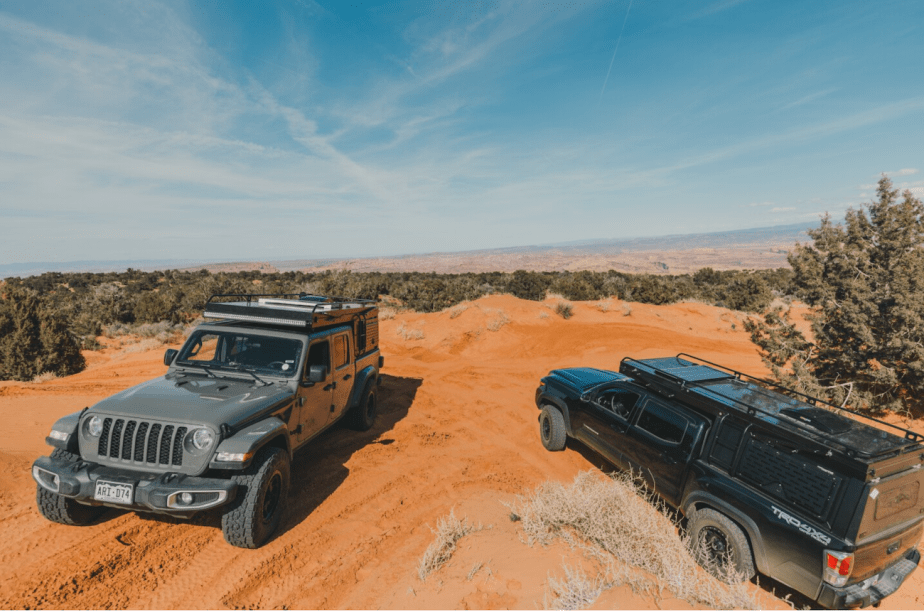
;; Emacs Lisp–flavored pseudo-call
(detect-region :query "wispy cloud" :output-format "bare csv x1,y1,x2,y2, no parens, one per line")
776,88,837,112
883,168,919,177
653,97,924,175
690,0,752,19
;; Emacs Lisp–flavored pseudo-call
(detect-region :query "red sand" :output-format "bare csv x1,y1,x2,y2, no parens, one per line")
0,295,921,609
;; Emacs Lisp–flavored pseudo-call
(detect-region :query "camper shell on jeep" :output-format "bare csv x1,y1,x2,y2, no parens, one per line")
535,354,924,608
32,293,383,548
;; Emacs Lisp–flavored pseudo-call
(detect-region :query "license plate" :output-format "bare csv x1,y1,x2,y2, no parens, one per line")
860,575,880,590
94,480,133,505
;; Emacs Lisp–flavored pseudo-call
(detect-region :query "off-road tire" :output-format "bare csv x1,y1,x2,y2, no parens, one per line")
36,449,105,526
688,508,755,583
221,446,290,549
539,406,567,451
348,384,377,431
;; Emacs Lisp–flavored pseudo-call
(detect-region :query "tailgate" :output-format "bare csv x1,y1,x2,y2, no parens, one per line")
852,464,924,581
852,521,922,582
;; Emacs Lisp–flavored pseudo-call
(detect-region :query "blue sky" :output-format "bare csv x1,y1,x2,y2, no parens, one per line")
1,0,922,265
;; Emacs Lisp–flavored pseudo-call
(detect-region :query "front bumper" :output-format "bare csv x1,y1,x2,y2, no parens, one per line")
32,453,237,517
817,548,920,609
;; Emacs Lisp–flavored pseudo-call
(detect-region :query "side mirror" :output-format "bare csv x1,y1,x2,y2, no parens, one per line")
307,365,327,384
164,348,178,366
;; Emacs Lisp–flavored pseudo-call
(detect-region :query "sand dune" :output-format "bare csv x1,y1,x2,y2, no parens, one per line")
0,295,921,609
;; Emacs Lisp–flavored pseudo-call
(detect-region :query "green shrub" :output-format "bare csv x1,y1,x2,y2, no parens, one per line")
749,176,924,415
555,301,574,319
0,285,85,381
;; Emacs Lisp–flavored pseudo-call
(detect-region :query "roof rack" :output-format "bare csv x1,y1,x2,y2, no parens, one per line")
203,293,376,329
619,353,923,460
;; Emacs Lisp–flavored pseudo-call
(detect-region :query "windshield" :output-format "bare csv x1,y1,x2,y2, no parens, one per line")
177,330,303,378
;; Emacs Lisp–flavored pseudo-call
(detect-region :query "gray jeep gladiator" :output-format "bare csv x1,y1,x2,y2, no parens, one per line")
32,293,382,548
535,354,924,609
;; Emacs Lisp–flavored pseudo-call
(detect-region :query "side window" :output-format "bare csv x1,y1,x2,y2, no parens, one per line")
710,418,747,471
356,318,367,353
597,389,641,420
333,335,350,369
636,401,689,445
306,340,330,376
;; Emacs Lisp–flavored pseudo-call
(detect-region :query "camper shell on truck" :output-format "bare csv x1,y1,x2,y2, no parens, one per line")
534,354,924,608
32,293,383,548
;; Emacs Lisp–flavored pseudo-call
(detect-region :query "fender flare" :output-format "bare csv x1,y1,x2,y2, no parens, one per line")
48,409,85,453
683,491,770,575
348,365,379,409
538,395,573,437
210,417,291,469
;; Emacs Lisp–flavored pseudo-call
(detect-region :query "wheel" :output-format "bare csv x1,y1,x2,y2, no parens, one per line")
221,446,290,548
36,449,105,526
348,385,377,431
687,508,755,583
539,406,567,451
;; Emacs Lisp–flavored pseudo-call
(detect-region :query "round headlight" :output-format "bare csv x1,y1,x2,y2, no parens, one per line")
87,416,104,437
192,428,213,450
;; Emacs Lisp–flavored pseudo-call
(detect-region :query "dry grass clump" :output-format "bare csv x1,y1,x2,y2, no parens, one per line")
485,308,510,331
507,471,762,609
379,306,397,320
767,296,794,312
447,303,470,319
555,301,574,319
122,338,163,354
104,320,186,344
621,303,632,316
417,509,481,580
396,322,425,340
544,564,605,611
31,371,59,384
596,300,613,313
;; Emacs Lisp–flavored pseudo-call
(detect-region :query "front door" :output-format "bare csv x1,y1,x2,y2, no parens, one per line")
580,387,643,469
295,339,333,446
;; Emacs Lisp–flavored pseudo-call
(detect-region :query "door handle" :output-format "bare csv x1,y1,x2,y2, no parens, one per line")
343,374,351,380
323,382,336,390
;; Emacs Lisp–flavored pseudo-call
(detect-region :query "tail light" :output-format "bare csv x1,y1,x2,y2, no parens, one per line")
823,550,854,587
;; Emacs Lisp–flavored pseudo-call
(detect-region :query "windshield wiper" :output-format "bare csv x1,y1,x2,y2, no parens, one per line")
224,364,270,386
177,363,218,378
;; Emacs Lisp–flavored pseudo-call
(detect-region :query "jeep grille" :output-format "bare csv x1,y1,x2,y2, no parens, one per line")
97,418,187,467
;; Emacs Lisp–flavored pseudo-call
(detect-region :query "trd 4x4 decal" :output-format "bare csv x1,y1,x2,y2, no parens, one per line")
772,505,832,545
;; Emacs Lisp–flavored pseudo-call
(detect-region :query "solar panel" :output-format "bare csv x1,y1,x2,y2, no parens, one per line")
659,365,733,383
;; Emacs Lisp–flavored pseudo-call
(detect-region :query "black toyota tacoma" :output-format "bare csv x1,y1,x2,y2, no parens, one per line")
32,293,383,548
535,354,924,609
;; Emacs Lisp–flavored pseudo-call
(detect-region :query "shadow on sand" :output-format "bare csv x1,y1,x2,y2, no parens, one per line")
131,373,422,543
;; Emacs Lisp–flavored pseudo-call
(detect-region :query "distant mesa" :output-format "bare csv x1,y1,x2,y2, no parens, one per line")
3,222,813,278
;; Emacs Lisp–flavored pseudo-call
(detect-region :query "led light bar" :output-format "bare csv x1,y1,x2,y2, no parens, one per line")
203,296,374,330
202,310,309,327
